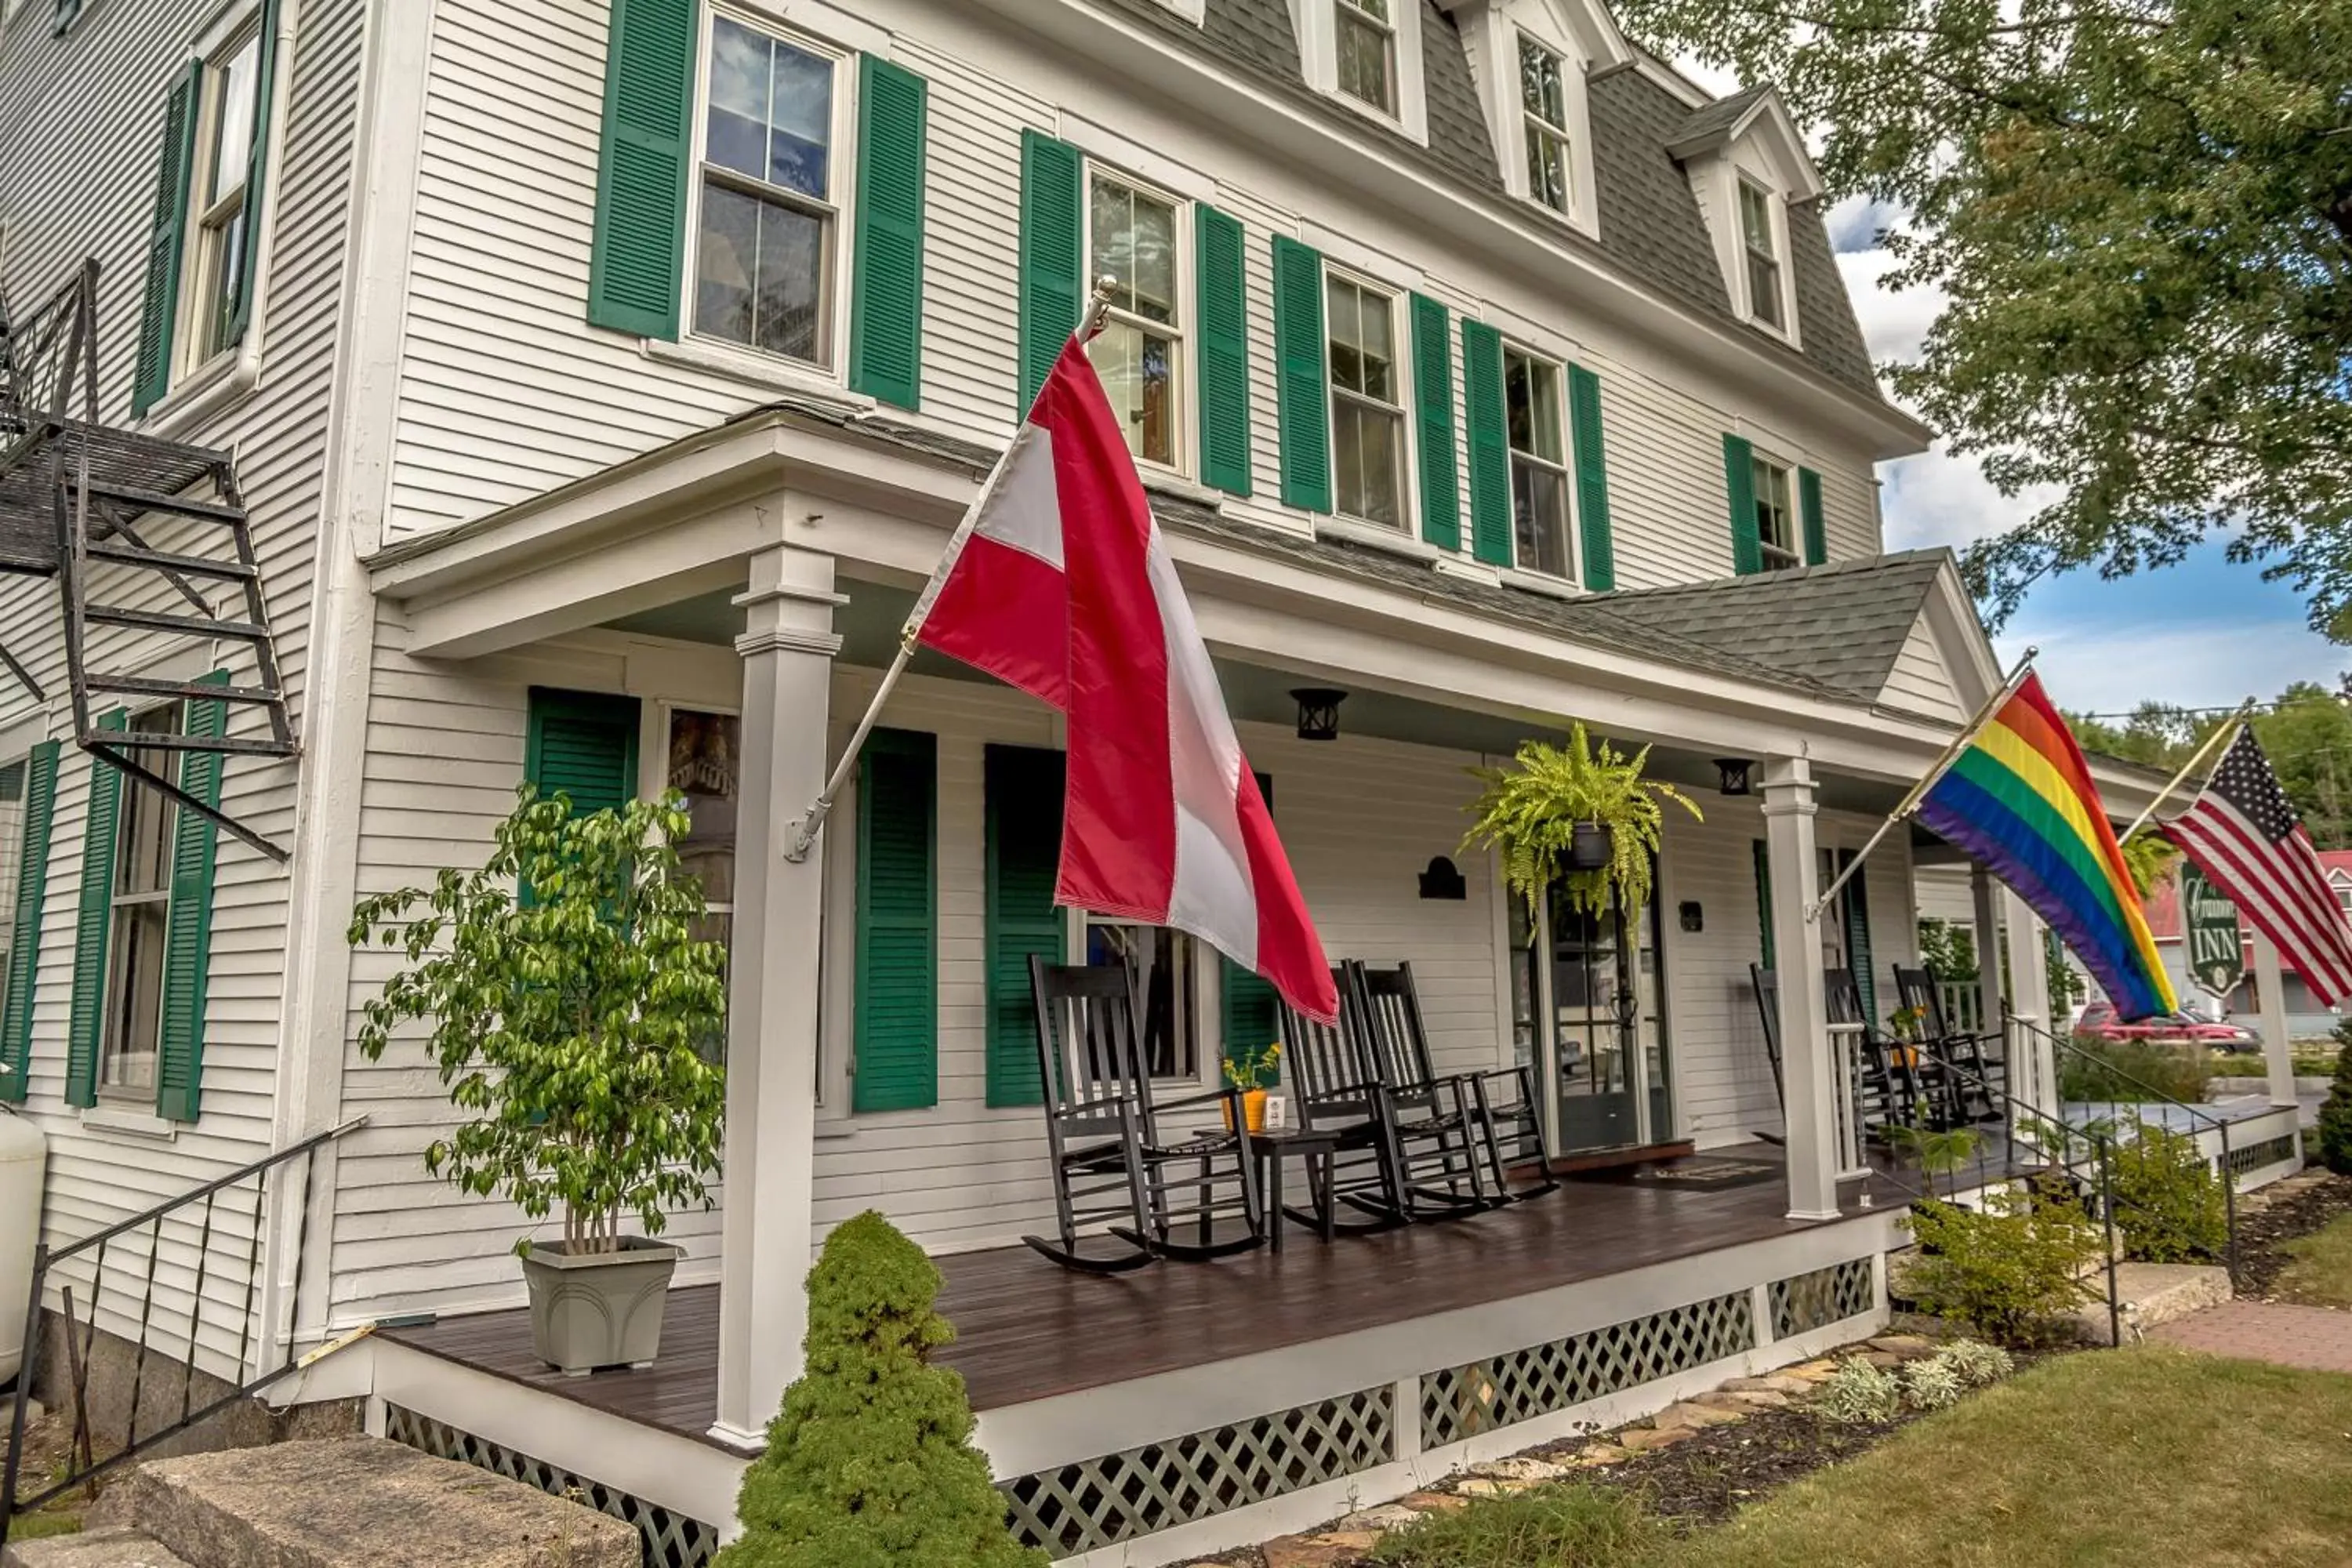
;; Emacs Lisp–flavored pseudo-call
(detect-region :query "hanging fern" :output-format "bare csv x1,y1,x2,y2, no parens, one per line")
1462,724,1704,918
2119,830,2181,898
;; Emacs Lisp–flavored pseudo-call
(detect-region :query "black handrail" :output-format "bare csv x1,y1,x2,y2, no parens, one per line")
0,260,99,445
0,1116,365,1540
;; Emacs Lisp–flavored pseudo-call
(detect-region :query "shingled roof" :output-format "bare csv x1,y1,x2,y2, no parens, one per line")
1087,0,1886,404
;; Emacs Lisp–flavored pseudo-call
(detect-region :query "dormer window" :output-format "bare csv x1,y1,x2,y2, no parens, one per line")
1738,180,1784,332
1337,0,1398,115
1751,452,1800,569
1518,36,1570,214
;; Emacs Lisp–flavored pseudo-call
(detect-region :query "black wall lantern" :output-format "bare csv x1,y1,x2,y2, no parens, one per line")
1679,900,1704,933
1419,856,1467,900
1713,757,1755,797
1292,688,1347,742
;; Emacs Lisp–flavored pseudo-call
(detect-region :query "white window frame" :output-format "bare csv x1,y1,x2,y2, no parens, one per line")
1502,340,1577,581
1751,449,1800,570
1067,908,1216,1091
176,16,264,383
99,703,183,1104
1081,161,1195,481
1516,33,1572,219
1322,266,1414,535
1290,0,1428,141
1735,176,1791,336
681,5,858,382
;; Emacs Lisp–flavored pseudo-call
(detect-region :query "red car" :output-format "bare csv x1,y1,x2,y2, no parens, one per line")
2074,1001,2258,1050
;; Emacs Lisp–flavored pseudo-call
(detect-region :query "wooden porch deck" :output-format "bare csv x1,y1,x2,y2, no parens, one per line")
379,1149,1899,1449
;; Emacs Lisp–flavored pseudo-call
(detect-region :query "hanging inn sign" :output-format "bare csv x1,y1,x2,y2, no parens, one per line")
2182,864,2245,996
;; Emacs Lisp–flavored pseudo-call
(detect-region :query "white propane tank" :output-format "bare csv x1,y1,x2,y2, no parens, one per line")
0,1112,45,1385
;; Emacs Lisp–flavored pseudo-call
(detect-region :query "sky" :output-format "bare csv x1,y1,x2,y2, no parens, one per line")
1822,198,2347,717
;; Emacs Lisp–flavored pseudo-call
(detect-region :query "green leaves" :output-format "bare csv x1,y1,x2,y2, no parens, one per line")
1612,0,2352,640
1460,723,1704,918
348,785,728,1253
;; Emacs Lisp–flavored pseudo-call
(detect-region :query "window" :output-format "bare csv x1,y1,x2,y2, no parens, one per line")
1086,171,1185,471
1519,36,1570,215
181,24,263,372
1504,347,1571,577
103,710,180,1095
1083,920,1200,1080
2335,881,2351,913
1334,0,1396,114
665,709,739,1060
693,13,842,366
1751,453,1799,569
1737,180,1784,331
1327,274,1405,528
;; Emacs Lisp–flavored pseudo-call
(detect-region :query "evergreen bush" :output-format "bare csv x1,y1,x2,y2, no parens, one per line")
2107,1122,2228,1263
716,1211,1046,1568
1904,1190,2101,1345
2318,1017,2352,1177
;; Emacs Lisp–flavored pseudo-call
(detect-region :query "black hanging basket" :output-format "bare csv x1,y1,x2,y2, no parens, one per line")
1569,821,1614,871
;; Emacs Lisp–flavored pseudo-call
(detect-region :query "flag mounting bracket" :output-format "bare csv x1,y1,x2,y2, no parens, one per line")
780,276,1120,865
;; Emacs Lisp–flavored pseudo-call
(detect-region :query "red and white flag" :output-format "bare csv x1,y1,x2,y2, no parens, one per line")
911,339,1340,1022
2160,725,2352,1005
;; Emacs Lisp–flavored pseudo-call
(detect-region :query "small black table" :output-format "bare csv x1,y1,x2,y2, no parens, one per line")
1248,1126,1341,1252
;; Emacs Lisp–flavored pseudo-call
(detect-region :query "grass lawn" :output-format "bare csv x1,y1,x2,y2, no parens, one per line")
1375,1348,2352,1568
2274,1213,2352,1308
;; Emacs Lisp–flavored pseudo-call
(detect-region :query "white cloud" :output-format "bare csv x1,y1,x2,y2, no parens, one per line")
1999,618,2343,714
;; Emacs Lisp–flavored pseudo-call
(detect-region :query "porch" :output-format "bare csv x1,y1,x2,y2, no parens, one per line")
359,1154,1904,1566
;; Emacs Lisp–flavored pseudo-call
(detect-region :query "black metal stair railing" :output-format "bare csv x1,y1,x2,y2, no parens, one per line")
0,1116,365,1541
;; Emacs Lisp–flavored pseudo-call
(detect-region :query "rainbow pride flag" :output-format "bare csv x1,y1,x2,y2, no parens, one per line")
1916,673,2177,1020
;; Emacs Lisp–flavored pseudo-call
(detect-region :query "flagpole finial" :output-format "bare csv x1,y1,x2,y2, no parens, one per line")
1079,274,1116,343
2024,644,2040,660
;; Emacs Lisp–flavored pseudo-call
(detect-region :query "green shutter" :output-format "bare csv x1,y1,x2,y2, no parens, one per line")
1410,293,1459,550
1461,319,1509,566
1798,466,1828,566
1221,771,1280,1080
223,0,281,347
157,676,229,1123
0,743,60,1104
1752,837,1774,971
1196,204,1253,497
849,56,927,410
1724,434,1762,575
985,745,1064,1107
853,729,937,1112
1840,848,1877,1030
524,688,642,815
132,62,201,416
586,0,697,340
1271,236,1330,513
1566,363,1615,591
1018,131,1083,414
65,713,128,1109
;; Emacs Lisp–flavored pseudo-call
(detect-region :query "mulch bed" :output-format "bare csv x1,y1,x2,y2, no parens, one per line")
2234,1170,2352,1300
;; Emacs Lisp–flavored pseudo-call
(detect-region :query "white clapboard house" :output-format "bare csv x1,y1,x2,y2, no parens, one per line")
0,0,2301,1561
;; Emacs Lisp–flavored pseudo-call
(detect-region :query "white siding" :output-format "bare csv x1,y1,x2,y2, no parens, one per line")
1881,615,1966,724
0,0,365,1375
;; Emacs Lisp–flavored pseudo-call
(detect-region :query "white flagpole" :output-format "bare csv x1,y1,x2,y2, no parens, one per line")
782,277,1117,863
2118,707,2252,842
1804,645,2038,924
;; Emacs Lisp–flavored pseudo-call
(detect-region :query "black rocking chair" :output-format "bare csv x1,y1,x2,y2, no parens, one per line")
1893,964,2003,1124
1276,969,1419,1235
1022,956,1265,1273
1748,964,1786,1145
1825,966,1924,1136
1349,961,1523,1214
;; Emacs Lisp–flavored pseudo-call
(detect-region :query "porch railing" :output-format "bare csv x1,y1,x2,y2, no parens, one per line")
0,1116,365,1541
0,259,100,445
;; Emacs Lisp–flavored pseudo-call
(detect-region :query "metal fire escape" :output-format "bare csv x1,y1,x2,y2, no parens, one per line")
0,260,298,861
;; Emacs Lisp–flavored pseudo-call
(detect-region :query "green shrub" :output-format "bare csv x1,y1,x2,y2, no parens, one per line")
2107,1122,2228,1262
2318,1018,2352,1177
2060,1037,2212,1104
716,1212,1045,1568
1904,1190,2102,1345
1370,1482,1666,1566
1815,1358,1903,1425
1900,1357,1965,1411
1933,1338,2014,1388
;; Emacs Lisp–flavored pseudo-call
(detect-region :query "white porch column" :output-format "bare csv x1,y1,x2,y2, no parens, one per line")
2252,932,2298,1109
711,546,843,1447
1969,865,2004,1045
1763,757,1840,1221
2001,890,2056,1120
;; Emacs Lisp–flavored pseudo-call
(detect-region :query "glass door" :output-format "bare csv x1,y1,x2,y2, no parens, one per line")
1529,876,1671,1155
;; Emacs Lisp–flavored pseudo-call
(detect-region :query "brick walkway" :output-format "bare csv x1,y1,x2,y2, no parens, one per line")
2147,1301,2352,1374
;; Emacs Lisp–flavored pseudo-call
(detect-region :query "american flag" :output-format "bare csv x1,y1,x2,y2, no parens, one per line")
2159,726,2352,1005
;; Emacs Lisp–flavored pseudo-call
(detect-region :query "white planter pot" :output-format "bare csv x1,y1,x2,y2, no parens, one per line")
518,1236,684,1376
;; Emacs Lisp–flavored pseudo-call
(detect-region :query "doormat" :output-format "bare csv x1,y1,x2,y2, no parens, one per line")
1598,1156,1784,1191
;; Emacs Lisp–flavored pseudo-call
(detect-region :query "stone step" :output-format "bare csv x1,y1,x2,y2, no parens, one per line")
89,1439,636,1568
5,1526,195,1567
2070,1262,2233,1342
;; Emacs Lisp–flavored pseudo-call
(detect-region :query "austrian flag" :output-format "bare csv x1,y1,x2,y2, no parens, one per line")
910,339,1340,1022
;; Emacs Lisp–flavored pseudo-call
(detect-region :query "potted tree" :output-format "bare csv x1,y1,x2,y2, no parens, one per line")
1462,722,1703,917
350,787,728,1375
